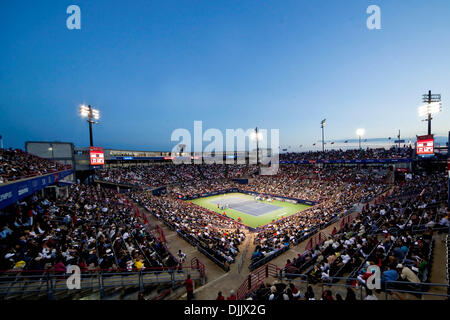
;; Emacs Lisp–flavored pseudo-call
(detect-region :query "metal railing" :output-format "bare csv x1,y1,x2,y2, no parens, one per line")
276,274,450,300
237,263,281,300
249,244,292,272
136,199,235,271
384,280,450,300
0,264,205,300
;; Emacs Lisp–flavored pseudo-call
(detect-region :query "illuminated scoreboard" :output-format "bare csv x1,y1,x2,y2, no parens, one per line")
448,157,450,177
90,147,105,165
416,135,434,156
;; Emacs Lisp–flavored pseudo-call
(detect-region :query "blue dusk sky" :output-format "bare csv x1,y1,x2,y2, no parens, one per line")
1,0,449,151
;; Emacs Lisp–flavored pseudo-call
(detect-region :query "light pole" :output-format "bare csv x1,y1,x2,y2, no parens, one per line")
419,91,441,135
48,144,55,159
255,127,259,165
321,119,326,153
251,127,262,165
356,128,365,150
79,105,100,147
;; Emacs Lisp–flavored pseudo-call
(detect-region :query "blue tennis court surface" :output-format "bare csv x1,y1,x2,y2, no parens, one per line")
209,196,281,216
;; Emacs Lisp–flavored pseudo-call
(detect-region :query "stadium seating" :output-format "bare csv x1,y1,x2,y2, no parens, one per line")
0,148,70,184
0,147,448,301
279,147,414,162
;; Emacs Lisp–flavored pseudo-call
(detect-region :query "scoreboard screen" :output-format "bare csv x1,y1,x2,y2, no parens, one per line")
416,135,434,156
90,147,105,165
447,156,450,177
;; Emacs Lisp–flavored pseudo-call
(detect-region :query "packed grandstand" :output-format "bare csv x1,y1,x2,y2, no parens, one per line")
0,146,449,301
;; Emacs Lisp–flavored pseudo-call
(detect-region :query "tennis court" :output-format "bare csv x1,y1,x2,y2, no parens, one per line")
188,192,311,228
209,196,281,216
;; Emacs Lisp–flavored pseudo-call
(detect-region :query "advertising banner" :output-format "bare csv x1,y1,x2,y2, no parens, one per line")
0,170,73,210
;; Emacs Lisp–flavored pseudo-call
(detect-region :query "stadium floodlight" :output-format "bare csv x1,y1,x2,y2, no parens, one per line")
92,109,100,120
250,130,263,141
251,127,263,165
79,104,89,117
356,128,365,149
418,102,441,117
420,90,442,135
356,128,365,137
79,104,100,147
321,119,326,152
48,145,55,158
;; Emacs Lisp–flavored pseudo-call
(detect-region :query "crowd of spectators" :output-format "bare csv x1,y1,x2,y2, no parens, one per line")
130,192,245,268
0,184,176,274
273,171,448,298
167,165,390,201
238,280,369,300
170,180,238,198
280,147,414,162
352,173,448,290
239,165,390,202
1,146,447,301
96,163,257,189
93,159,397,269
95,165,181,189
0,148,69,184
200,163,257,180
251,180,389,263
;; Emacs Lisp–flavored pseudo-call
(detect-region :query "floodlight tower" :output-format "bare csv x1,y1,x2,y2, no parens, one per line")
356,128,365,150
419,90,442,135
321,119,326,153
79,104,100,147
251,127,263,165
255,127,259,165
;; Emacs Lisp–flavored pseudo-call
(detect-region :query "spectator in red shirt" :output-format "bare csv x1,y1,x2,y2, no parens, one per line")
321,290,334,301
227,290,237,300
216,291,225,300
185,274,194,300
